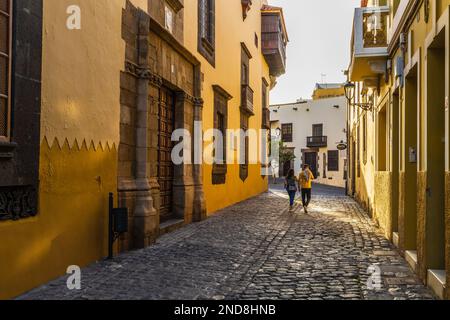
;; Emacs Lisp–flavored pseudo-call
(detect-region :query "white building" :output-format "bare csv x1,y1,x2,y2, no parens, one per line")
270,85,348,188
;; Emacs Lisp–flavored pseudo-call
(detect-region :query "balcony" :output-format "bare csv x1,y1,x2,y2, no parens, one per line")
307,136,328,148
349,6,390,82
241,84,254,115
261,6,288,77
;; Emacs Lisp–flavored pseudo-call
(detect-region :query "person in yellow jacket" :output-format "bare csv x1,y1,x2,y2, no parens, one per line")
298,164,315,213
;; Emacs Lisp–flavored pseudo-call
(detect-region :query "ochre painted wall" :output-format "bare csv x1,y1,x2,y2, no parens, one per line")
374,172,393,239
184,0,271,214
0,0,148,299
351,1,450,298
0,139,117,299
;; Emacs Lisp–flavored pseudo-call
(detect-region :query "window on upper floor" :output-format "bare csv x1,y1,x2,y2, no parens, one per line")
164,4,175,34
312,124,323,137
198,0,215,67
0,0,12,141
328,150,339,172
212,85,232,185
281,123,293,143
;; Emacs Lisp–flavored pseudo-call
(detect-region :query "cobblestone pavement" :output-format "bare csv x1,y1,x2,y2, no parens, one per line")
19,185,435,300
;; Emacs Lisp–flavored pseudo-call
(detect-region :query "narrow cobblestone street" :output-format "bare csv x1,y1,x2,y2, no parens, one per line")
20,184,435,300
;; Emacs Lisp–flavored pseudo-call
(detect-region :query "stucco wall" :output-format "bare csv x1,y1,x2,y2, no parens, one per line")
374,172,393,239
184,0,271,214
0,139,117,299
417,171,428,282
270,96,348,187
0,0,148,299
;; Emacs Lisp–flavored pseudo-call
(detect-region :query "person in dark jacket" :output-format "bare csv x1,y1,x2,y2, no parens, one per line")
284,169,298,211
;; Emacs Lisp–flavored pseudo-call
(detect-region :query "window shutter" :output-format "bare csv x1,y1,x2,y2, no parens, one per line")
328,150,339,172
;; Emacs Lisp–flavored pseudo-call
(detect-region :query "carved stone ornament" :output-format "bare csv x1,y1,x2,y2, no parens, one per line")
0,186,38,221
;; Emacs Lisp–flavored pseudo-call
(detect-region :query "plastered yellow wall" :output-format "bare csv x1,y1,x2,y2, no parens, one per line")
0,0,147,299
312,87,345,100
352,1,450,288
0,139,117,299
184,0,271,214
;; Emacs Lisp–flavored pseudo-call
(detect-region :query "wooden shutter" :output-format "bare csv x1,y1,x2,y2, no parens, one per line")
328,150,339,172
282,123,293,142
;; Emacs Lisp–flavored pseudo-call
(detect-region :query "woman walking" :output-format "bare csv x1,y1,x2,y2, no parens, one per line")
284,169,298,211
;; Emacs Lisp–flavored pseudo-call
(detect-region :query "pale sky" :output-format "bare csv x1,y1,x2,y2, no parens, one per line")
268,0,360,104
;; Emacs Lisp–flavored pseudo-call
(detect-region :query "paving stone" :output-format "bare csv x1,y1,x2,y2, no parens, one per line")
18,184,435,300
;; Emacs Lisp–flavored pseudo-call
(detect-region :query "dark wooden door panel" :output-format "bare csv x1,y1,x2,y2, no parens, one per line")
158,87,175,222
304,152,318,178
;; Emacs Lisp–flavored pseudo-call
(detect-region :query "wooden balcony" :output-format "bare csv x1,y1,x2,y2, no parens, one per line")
241,84,254,115
307,136,328,148
261,6,288,77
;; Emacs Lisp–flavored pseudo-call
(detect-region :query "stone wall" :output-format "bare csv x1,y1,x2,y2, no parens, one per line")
148,0,184,42
118,0,204,250
148,30,194,94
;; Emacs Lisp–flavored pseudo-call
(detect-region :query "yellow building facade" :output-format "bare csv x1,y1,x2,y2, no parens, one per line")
348,0,449,299
0,0,287,299
184,1,287,213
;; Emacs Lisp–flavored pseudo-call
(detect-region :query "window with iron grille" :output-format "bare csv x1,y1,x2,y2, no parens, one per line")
281,123,293,142
328,150,339,172
0,0,12,140
198,0,215,66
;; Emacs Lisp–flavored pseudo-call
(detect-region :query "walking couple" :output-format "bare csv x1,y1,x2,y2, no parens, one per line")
284,164,315,213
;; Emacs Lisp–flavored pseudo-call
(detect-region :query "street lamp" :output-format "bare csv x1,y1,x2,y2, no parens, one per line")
344,80,373,112
344,81,355,102
275,127,281,138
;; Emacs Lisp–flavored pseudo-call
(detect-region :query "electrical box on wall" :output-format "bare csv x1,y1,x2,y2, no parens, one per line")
409,147,417,163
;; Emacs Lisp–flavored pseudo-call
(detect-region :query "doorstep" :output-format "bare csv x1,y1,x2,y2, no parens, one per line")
405,250,418,273
159,219,185,236
427,269,446,300
392,232,399,248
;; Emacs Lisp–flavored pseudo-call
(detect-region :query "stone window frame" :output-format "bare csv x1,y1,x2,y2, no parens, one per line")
240,113,250,182
198,0,215,67
212,85,232,185
0,0,43,221
163,0,183,35
0,0,12,141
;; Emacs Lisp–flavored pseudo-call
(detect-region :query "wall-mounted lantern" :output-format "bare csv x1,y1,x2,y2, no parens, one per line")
344,80,373,112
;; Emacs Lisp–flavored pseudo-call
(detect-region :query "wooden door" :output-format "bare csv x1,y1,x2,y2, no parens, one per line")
304,152,318,178
158,87,175,222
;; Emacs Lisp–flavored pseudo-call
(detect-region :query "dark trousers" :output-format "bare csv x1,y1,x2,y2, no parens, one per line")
301,189,312,207
288,191,297,206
